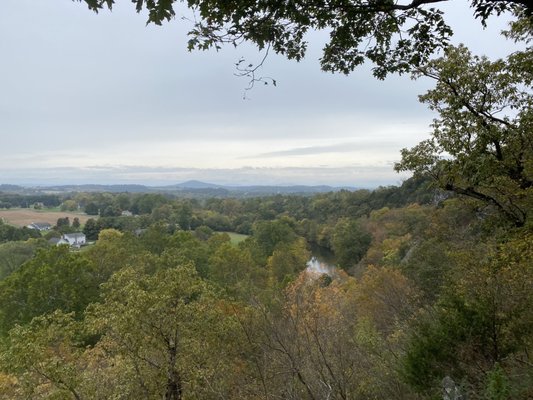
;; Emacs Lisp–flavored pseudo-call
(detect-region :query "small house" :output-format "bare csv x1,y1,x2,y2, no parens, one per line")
27,222,52,231
62,232,86,248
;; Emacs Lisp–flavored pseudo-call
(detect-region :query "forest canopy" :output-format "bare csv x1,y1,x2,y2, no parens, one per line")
0,172,532,398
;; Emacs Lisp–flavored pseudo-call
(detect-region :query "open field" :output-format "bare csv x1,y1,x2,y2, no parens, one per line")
223,232,249,245
0,209,92,227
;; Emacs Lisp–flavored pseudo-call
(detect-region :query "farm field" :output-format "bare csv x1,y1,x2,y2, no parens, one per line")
223,232,249,245
0,209,92,227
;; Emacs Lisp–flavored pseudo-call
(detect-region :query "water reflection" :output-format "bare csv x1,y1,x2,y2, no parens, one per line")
306,257,336,277
308,243,336,265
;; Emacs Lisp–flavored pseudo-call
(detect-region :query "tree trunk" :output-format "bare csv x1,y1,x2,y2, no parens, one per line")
165,344,183,400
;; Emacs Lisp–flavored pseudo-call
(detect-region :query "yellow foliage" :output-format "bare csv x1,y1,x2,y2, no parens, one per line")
95,228,123,242
355,265,418,335
0,373,18,400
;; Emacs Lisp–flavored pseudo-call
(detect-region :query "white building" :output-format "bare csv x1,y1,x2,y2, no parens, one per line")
62,232,86,248
27,222,52,231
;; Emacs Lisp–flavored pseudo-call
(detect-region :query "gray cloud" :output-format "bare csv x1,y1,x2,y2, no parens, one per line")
0,1,516,186
248,141,403,158
1,164,405,188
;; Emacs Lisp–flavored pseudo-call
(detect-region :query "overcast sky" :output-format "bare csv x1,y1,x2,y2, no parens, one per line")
0,1,517,187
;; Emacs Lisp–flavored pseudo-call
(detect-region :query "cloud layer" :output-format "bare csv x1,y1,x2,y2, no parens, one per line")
0,1,516,187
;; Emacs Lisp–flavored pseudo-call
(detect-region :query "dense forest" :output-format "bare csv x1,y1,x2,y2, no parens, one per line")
0,169,531,399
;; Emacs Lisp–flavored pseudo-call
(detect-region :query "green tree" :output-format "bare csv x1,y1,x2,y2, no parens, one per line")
395,45,533,227
0,311,87,399
402,233,533,398
56,216,70,229
0,239,48,280
87,261,241,399
140,222,172,255
84,202,99,215
165,230,212,276
100,204,121,217
331,218,372,269
60,199,78,211
0,246,99,336
76,0,531,78
194,225,214,241
0,310,135,400
85,228,139,282
267,237,310,284
207,241,264,296
252,217,298,259
82,218,101,240
113,192,131,211
0,220,41,243
203,211,232,231
485,363,511,400
132,193,169,215
173,201,193,230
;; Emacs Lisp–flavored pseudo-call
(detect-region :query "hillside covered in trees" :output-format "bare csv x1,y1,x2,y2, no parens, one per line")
0,168,531,399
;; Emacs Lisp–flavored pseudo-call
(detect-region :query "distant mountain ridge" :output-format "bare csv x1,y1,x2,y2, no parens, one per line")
173,180,224,189
0,181,357,197
169,181,357,194
0,184,24,192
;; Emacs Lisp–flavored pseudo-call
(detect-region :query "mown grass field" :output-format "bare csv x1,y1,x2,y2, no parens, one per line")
0,209,92,227
224,232,249,245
